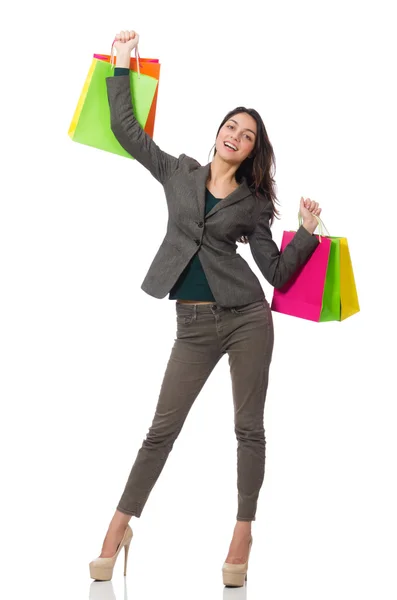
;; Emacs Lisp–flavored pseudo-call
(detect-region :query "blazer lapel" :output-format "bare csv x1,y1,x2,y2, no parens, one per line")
193,163,211,221
206,180,252,218
193,163,253,220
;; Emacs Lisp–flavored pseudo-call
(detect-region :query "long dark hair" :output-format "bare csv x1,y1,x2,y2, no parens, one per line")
211,107,280,224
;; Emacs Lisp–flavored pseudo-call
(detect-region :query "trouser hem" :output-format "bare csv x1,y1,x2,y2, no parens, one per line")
117,504,142,517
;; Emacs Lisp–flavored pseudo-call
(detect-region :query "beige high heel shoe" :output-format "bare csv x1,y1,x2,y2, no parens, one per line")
222,536,253,587
89,524,133,581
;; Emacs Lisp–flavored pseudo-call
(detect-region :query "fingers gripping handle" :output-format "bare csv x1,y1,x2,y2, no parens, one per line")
110,39,141,78
298,212,330,243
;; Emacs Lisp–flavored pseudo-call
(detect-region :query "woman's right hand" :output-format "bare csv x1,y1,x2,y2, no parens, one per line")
113,30,139,54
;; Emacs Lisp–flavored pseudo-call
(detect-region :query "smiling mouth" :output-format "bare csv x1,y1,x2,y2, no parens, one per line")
224,142,238,151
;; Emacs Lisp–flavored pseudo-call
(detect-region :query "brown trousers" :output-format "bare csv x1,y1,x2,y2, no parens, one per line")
117,299,274,521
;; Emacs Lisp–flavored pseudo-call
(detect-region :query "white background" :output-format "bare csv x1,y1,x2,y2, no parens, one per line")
1,0,396,599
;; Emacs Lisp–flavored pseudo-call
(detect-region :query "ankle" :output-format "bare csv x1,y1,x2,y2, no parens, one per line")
109,511,131,531
234,521,252,535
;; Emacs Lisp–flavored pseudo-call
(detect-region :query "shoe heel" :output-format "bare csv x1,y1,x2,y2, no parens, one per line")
124,540,131,576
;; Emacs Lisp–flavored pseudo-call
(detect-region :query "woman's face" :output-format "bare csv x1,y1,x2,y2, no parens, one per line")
215,112,257,165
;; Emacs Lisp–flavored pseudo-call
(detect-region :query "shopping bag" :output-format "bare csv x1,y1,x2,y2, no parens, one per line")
271,218,360,322
271,230,332,321
91,53,161,138
338,237,360,321
318,236,341,321
68,52,160,158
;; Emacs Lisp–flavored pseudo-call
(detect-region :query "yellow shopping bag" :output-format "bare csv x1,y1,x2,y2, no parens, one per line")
339,238,360,320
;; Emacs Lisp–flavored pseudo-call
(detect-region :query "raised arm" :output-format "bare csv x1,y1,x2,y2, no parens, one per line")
105,30,181,184
248,204,320,289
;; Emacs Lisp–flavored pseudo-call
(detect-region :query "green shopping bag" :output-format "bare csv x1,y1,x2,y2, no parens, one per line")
68,54,159,158
320,237,341,321
320,236,360,322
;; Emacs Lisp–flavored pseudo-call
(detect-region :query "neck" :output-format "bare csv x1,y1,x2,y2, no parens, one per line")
208,153,239,186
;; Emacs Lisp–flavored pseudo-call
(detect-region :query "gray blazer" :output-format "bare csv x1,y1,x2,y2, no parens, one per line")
106,75,319,308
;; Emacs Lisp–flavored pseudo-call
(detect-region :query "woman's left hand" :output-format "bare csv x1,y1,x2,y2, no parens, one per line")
300,197,322,234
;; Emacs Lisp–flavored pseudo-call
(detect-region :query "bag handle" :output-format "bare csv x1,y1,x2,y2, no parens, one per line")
110,39,141,79
297,212,330,243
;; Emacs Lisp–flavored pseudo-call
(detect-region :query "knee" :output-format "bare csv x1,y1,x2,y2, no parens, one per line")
235,423,265,443
144,421,183,450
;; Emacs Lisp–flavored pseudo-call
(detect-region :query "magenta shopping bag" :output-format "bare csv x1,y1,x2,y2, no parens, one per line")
271,230,332,322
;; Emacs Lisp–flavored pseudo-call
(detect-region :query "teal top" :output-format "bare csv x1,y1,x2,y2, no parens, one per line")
169,188,220,301
114,67,219,301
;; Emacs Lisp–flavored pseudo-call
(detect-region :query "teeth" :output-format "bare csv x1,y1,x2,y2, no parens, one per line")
225,142,237,151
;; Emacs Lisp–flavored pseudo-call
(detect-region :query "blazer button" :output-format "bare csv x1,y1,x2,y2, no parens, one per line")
194,239,200,245
197,221,204,228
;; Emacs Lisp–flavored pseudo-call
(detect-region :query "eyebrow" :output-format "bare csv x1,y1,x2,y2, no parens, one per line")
229,118,257,136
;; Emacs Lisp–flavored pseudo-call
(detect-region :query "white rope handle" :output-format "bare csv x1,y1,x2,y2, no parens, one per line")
110,40,141,79
298,212,330,243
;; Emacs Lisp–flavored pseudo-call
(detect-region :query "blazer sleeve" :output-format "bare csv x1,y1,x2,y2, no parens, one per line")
106,75,181,184
248,205,320,289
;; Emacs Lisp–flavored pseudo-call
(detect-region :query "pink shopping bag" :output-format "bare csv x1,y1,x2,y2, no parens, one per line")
271,231,332,322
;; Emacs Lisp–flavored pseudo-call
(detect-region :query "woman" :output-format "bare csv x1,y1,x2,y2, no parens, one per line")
89,30,322,587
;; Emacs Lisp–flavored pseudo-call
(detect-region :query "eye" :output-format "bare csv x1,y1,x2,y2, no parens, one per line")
227,124,234,129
